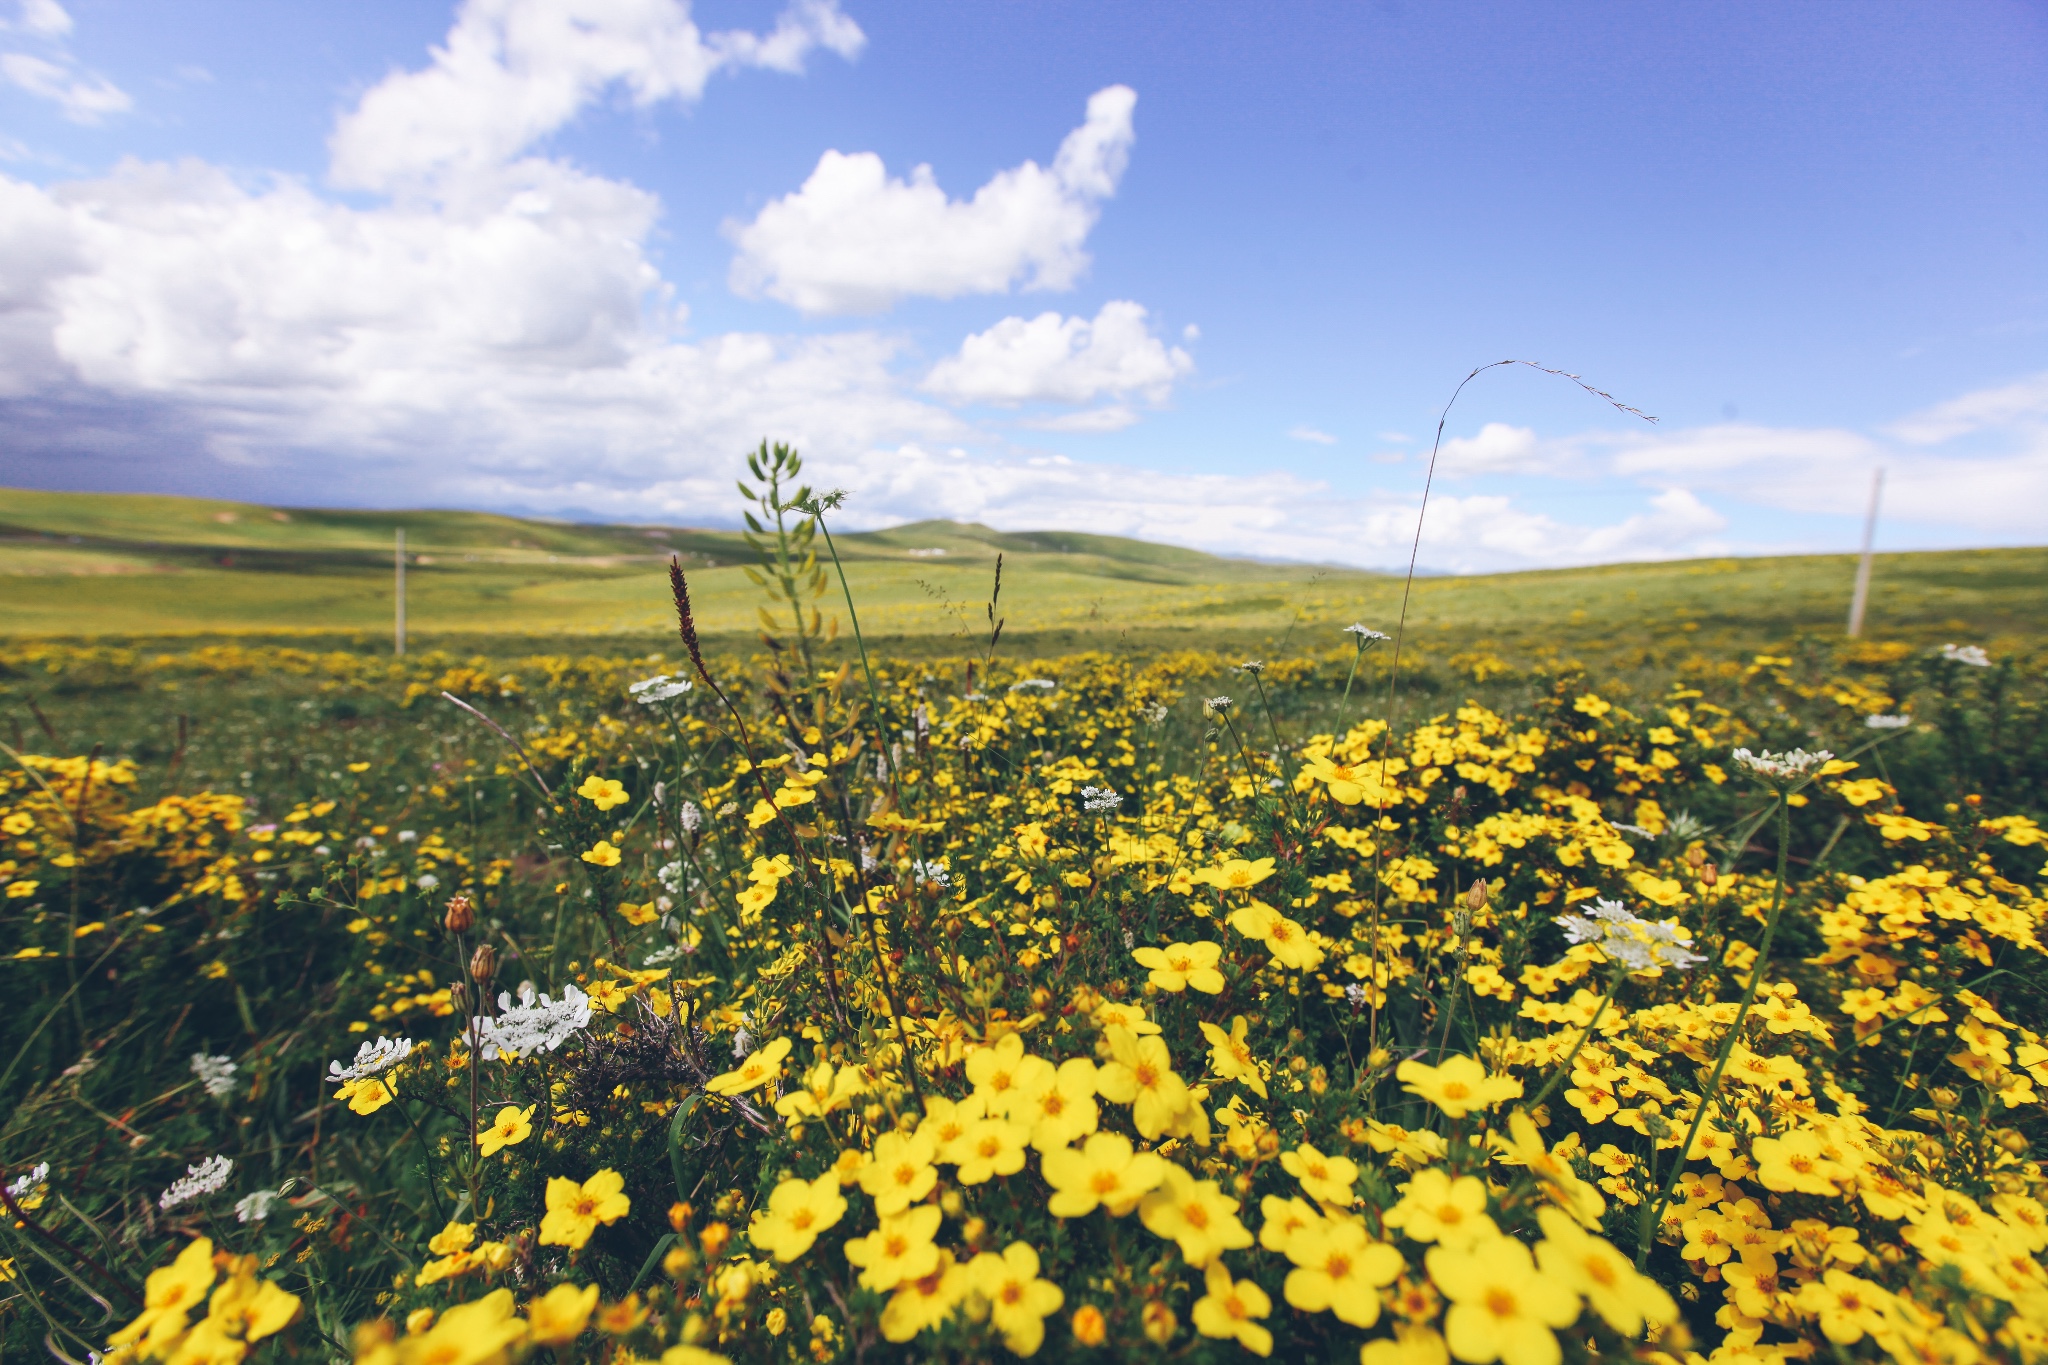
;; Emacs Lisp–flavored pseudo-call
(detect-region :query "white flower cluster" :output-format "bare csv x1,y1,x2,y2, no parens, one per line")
1234,660,1265,674
416,874,440,892
471,984,591,1061
1940,644,1991,667
1204,696,1233,714
912,860,951,889
189,1053,237,1098
1729,747,1834,780
1345,624,1391,642
1080,786,1123,814
630,674,694,704
678,800,703,833
1865,714,1913,730
641,944,686,967
1007,678,1057,692
328,1035,414,1082
657,860,688,896
7,1163,48,1203
159,1155,234,1211
1556,898,1706,973
236,1190,279,1224
1141,703,1170,724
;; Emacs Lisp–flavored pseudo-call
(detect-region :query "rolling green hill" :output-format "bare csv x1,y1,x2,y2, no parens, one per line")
0,486,2040,661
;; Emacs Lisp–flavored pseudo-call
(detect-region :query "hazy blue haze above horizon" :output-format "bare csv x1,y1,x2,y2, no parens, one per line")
0,0,2042,571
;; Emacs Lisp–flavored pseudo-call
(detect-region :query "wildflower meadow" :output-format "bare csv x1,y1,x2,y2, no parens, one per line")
2,450,2046,1365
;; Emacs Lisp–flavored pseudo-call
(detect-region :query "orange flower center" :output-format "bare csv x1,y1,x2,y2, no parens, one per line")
1484,1287,1520,1320
1183,1203,1210,1229
1442,1081,1471,1101
1090,1171,1121,1195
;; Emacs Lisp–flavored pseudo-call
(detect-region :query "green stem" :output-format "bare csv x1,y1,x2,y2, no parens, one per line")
1636,793,1790,1264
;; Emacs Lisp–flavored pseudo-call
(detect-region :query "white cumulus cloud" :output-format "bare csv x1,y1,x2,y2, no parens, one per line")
727,84,1136,314
1438,421,1546,476
329,0,864,193
922,300,1190,406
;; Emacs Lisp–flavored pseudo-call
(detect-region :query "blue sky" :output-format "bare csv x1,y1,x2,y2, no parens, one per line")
0,0,2043,570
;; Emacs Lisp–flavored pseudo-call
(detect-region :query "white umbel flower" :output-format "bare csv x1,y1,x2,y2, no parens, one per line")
1939,644,1991,667
1555,898,1706,973
189,1053,238,1098
1864,714,1912,729
631,674,694,704
327,1036,414,1082
1729,747,1833,780
159,1155,233,1211
1080,786,1123,813
236,1189,279,1223
472,984,591,1061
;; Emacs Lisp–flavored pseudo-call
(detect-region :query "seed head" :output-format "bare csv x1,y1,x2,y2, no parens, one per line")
443,893,476,934
469,943,497,985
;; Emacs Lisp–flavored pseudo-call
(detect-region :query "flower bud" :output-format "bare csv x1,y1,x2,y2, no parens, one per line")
1465,881,1488,911
443,893,476,934
1699,863,1718,887
469,943,496,985
1685,845,1706,868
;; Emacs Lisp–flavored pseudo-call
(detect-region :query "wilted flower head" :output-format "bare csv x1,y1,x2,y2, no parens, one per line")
1344,624,1391,642
630,673,693,704
1080,786,1123,814
159,1155,233,1211
1939,644,1991,667
1729,747,1833,781
1556,898,1706,973
473,985,591,1061
190,1053,237,1098
328,1036,414,1082
1864,714,1911,730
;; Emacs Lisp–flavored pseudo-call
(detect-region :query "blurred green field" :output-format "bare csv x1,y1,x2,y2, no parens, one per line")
2,485,2041,661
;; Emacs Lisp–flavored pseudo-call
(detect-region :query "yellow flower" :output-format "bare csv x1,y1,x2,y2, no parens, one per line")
525,1282,598,1347
586,979,636,1013
660,1348,732,1365
880,1250,968,1343
1194,857,1276,891
1426,1238,1579,1365
1751,1130,1848,1196
1282,1218,1403,1327
1191,1260,1273,1356
844,1205,943,1291
618,900,658,925
336,1076,397,1116
1042,1132,1167,1218
1489,1111,1604,1230
1300,754,1384,805
539,1169,631,1250
965,1033,1055,1118
596,1294,650,1335
1139,1163,1254,1266
746,799,778,829
580,840,622,868
576,775,629,811
707,1036,791,1096
1396,1055,1521,1119
1227,899,1325,970
748,1171,847,1263
399,1286,527,1365
1017,1058,1100,1152
735,882,777,913
6,880,39,899
428,1222,475,1256
1279,1143,1360,1210
859,1130,939,1214
968,1242,1065,1357
956,1117,1031,1185
1360,1325,1452,1365
1095,1026,1190,1139
477,1105,534,1157
1069,1305,1107,1347
199,1259,301,1348
1131,940,1225,994
1258,1195,1326,1256
1532,1207,1674,1336
914,1093,989,1164
1793,1268,1891,1345
776,1060,867,1126
1198,1016,1268,1099
1384,1169,1498,1249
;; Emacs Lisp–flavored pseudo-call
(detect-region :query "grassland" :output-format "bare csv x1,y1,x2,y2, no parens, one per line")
1,486,2041,664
